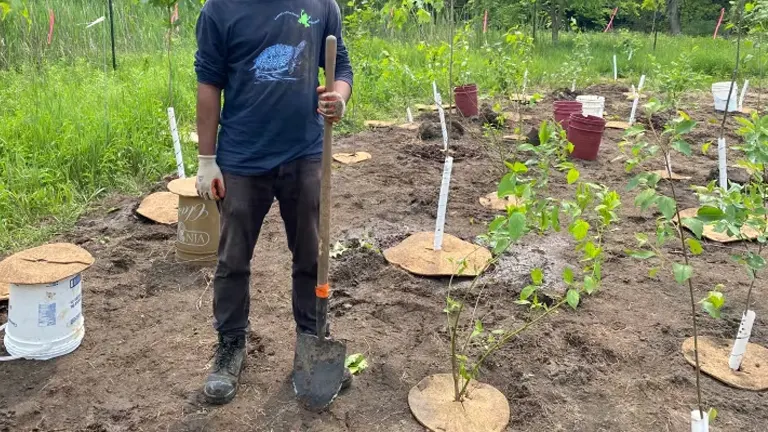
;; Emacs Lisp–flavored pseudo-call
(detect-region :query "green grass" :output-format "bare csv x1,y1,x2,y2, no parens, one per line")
0,1,765,252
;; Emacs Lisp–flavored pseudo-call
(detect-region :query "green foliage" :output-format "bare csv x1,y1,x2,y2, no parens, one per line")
700,285,726,318
345,353,369,375
649,52,706,109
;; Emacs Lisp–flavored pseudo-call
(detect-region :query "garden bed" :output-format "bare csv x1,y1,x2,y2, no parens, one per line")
1,89,767,432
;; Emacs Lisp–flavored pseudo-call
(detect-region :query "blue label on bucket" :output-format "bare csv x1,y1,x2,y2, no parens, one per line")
70,274,81,289
38,302,56,327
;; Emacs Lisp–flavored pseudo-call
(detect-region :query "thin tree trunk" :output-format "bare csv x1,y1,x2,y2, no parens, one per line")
667,0,682,35
532,0,538,43
551,0,561,44
652,7,659,50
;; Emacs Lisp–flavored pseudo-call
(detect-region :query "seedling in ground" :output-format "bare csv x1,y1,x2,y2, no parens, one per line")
409,120,620,432
621,109,717,426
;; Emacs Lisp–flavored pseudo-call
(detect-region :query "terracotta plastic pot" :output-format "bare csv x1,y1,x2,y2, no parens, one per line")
454,84,479,117
554,101,583,129
567,114,606,161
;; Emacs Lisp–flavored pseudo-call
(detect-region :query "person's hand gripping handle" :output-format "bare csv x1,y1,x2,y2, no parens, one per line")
316,35,336,338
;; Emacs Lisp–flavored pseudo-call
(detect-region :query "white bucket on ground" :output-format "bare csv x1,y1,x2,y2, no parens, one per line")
1,273,85,361
576,95,605,118
712,82,739,112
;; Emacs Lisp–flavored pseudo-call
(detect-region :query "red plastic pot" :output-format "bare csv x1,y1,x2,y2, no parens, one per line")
454,84,479,117
567,114,607,161
554,101,583,129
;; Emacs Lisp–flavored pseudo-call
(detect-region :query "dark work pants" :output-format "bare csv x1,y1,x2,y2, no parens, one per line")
213,157,321,337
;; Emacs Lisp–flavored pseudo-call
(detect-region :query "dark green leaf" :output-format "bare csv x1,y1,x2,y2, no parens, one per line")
674,119,696,135
696,206,725,223
635,188,657,211
671,140,692,156
682,218,704,239
746,252,767,271
508,213,527,241
656,195,677,220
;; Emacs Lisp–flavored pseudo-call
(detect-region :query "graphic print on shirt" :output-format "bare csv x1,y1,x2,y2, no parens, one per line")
250,40,307,83
274,9,320,28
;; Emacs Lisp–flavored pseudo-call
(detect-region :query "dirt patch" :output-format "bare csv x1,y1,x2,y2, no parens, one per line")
2,91,768,432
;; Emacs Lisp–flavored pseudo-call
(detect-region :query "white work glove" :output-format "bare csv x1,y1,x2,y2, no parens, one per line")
317,86,346,123
195,155,226,200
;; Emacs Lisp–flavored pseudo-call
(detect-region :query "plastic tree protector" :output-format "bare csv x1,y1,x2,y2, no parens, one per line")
406,107,413,123
628,76,646,126
613,55,618,81
691,410,709,432
168,107,186,178
729,310,756,371
433,157,453,251
718,138,727,188
432,81,448,151
739,80,749,110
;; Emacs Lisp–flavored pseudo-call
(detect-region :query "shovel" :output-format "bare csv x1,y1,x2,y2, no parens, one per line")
292,35,347,412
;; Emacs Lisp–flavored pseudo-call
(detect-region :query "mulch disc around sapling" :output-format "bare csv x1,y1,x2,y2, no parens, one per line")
383,232,491,277
606,121,631,130
364,120,395,129
0,243,95,285
0,282,8,301
333,152,372,165
649,170,691,181
408,374,510,432
682,337,768,391
136,192,179,225
479,192,520,211
167,177,199,197
674,208,760,243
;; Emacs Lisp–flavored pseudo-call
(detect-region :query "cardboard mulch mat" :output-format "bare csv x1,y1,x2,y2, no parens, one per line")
606,120,631,130
415,103,454,112
333,152,372,165
509,94,533,103
383,232,491,277
136,192,179,225
364,120,395,129
0,243,94,285
397,122,421,131
502,112,533,122
649,169,692,181
675,208,760,243
0,282,8,301
408,373,510,432
502,134,527,142
740,107,757,115
682,336,768,391
479,192,520,211
167,177,199,198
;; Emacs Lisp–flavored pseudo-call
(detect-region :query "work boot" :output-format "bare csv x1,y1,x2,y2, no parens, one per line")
203,334,246,405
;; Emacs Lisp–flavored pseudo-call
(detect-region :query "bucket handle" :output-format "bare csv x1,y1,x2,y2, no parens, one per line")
0,323,51,362
0,323,21,361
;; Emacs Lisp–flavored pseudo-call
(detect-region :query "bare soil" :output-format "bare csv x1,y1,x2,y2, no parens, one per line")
2,86,768,432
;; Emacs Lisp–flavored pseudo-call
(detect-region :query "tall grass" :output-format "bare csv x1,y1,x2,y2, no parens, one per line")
0,1,764,252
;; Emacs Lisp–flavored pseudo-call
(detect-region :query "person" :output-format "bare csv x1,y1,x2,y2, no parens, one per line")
193,0,353,405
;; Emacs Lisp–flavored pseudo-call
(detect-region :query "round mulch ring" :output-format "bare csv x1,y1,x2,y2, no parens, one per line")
333,152,372,165
408,373,510,432
136,192,179,225
479,192,520,211
383,232,491,277
682,336,768,391
675,208,760,243
649,170,692,181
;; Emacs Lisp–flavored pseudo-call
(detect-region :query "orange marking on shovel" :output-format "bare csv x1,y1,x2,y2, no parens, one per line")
316,283,330,299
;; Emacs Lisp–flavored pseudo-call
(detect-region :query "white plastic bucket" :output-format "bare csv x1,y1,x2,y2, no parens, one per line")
1,273,85,361
576,95,605,118
712,82,739,112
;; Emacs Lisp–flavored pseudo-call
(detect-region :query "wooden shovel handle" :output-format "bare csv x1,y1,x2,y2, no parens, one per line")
316,35,336,337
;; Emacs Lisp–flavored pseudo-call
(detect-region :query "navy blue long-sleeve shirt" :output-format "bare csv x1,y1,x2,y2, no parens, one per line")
194,0,353,175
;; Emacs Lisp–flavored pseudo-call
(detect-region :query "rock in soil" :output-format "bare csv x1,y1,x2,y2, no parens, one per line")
707,166,754,185
418,119,465,141
551,88,582,100
527,127,541,146
472,103,505,128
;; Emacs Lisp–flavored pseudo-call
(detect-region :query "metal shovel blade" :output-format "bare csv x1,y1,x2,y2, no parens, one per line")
292,332,347,411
